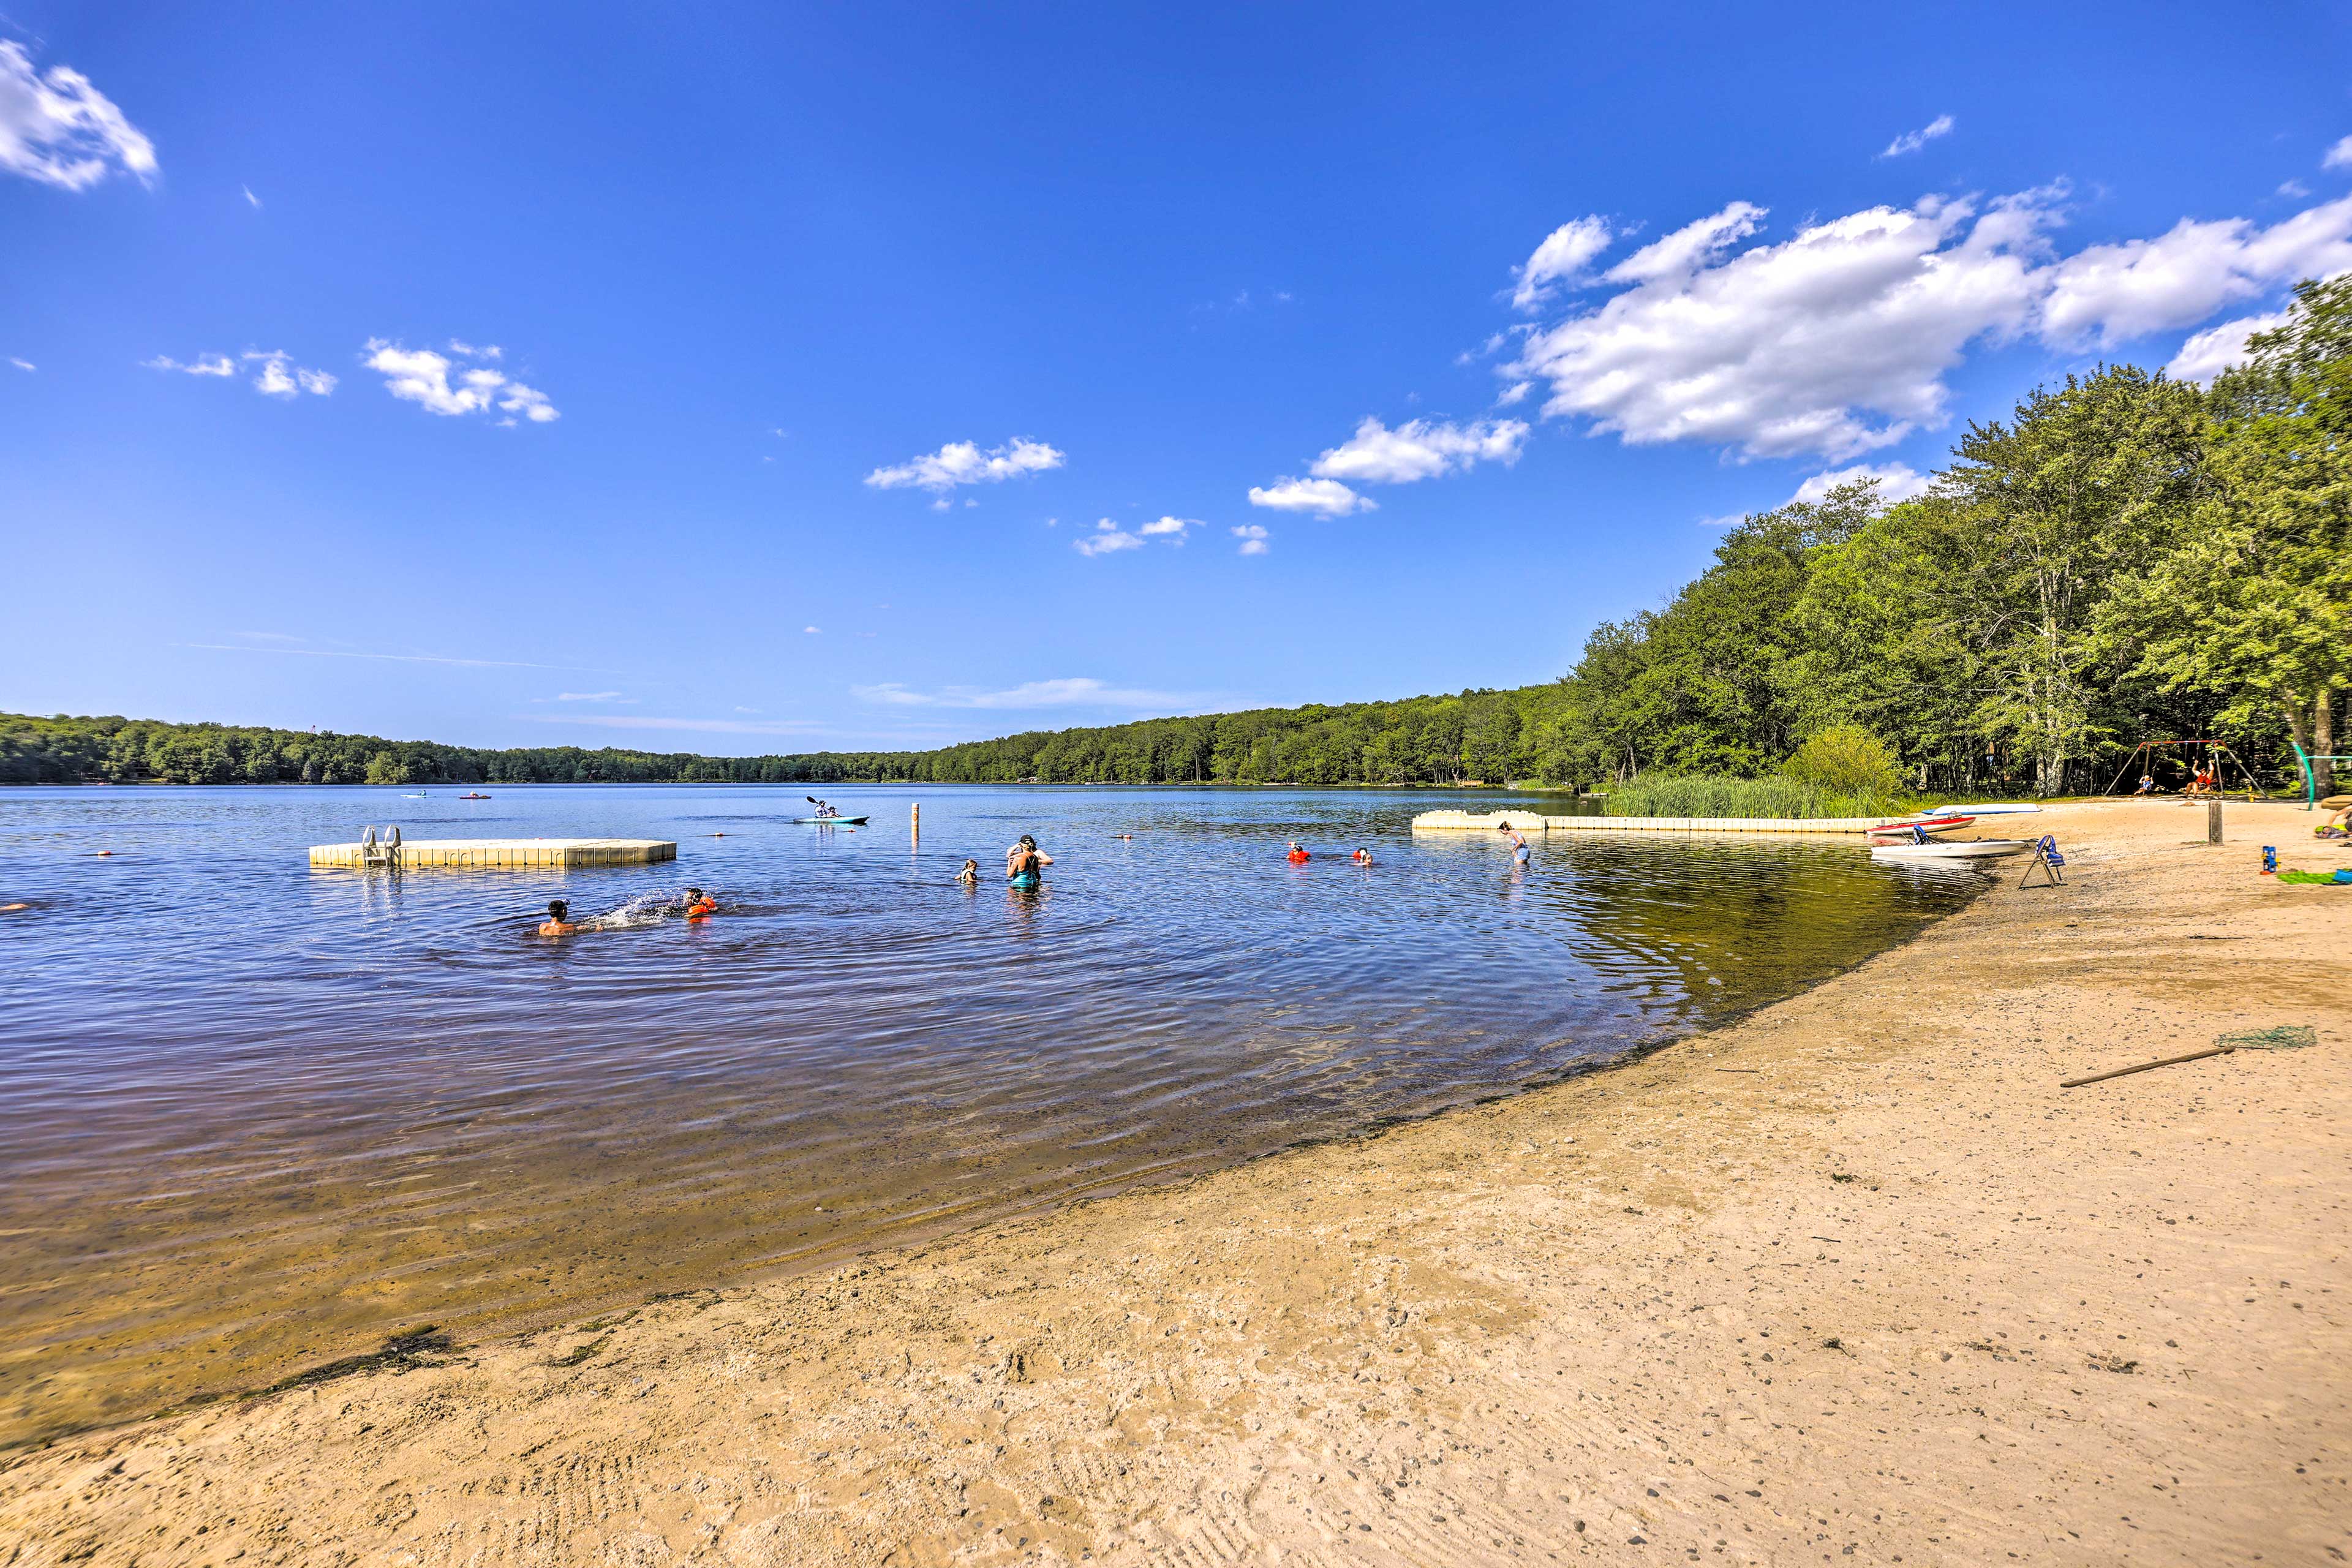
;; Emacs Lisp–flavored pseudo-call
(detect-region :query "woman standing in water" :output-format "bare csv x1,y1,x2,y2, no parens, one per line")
1005,835,1052,886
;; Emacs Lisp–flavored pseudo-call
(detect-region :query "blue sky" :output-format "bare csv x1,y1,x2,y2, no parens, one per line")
6,2,2349,753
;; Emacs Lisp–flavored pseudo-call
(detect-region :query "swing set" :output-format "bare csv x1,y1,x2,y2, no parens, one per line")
2290,741,2352,809
2100,738,2265,801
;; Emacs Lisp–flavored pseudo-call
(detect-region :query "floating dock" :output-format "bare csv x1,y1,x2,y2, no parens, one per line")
309,837,677,870
1411,809,1875,835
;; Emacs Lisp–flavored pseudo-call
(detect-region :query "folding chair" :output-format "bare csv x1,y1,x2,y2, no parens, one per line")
2019,833,2064,888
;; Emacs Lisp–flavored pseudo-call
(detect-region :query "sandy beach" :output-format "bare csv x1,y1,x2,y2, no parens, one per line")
2,798,2343,1566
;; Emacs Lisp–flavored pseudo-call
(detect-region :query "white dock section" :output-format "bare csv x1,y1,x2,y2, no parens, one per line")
309,837,677,869
1411,809,1876,835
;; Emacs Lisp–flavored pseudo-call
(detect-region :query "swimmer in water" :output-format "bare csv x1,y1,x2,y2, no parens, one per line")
538,899,579,937
1006,834,1052,883
1352,846,1373,864
956,858,980,884
682,886,717,919
1286,841,1310,862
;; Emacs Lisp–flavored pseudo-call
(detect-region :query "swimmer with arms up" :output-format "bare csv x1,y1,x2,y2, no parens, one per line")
1006,834,1052,885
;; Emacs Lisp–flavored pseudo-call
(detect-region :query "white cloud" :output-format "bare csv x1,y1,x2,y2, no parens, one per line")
1602,201,1765,284
1074,519,1144,556
1308,416,1528,485
555,691,625,701
244,350,334,398
1138,515,1196,539
448,339,501,359
2166,310,2289,385
852,677,1200,711
2326,137,2352,172
2280,179,2312,200
364,338,557,423
1504,189,2352,462
0,40,156,191
1495,380,1531,406
1232,524,1269,556
2039,195,2352,347
1246,477,1375,517
804,625,821,633
864,437,1065,493
1511,216,1613,309
242,184,260,208
146,353,235,377
1790,461,1930,505
517,714,826,736
1879,114,1955,159
9,357,31,372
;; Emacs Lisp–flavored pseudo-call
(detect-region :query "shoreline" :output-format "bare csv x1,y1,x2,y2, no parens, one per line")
3,800,2344,1563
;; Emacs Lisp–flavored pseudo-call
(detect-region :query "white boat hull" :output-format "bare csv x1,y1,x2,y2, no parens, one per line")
1931,802,2041,816
1872,839,2034,861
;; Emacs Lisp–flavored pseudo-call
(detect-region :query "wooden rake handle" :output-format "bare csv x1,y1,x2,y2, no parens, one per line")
2062,1046,2232,1088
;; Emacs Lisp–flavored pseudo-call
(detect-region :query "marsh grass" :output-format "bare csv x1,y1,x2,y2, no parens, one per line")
1601,774,1919,821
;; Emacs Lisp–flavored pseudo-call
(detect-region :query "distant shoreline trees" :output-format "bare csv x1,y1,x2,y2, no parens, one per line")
7,287,2343,797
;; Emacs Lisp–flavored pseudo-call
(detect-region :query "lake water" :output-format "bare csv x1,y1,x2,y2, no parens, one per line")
0,784,1979,1445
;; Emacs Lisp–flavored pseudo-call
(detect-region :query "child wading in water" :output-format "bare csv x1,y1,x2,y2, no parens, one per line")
956,859,980,884
538,899,579,936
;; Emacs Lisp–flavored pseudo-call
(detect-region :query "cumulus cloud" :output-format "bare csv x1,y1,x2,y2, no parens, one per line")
0,40,156,191
1503,189,2352,462
1511,216,1612,309
145,353,235,377
853,677,1200,711
2326,137,2352,172
1308,416,1528,484
244,350,334,398
1879,114,1954,159
1232,524,1269,556
364,338,558,423
1074,519,1145,556
864,437,1065,493
1602,201,1765,284
1791,462,1930,505
1137,516,1197,539
2166,310,2290,385
2038,195,2352,347
1246,477,1376,517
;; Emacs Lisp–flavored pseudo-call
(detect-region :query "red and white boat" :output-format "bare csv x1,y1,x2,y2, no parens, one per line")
1865,813,1975,840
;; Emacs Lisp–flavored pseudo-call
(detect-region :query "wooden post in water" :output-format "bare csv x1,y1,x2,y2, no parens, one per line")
2207,799,2223,844
911,801,920,845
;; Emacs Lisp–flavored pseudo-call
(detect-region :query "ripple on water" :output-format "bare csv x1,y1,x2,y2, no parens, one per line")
0,784,1978,1444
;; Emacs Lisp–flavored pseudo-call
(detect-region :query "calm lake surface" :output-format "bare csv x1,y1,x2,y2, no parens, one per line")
0,784,1980,1444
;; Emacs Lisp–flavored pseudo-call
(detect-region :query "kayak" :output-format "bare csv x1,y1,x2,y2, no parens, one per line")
1872,839,2034,861
793,815,869,824
1866,815,1974,839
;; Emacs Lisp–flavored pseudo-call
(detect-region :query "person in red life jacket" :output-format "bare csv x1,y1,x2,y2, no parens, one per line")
1286,841,1311,863
682,887,717,919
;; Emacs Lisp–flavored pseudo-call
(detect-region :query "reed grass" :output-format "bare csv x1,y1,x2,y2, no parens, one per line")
1599,773,1919,821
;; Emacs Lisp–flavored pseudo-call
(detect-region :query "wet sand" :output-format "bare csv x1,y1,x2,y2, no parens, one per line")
2,799,2345,1566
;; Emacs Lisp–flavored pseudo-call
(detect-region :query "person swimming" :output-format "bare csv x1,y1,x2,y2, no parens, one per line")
1351,846,1373,864
682,886,717,919
956,859,980,884
538,899,579,937
1286,841,1310,863
1006,834,1052,885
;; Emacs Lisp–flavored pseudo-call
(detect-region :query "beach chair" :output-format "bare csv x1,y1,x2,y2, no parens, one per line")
2019,834,2064,888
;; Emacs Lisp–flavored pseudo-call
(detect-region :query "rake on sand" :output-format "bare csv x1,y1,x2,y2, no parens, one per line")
2061,1026,2319,1088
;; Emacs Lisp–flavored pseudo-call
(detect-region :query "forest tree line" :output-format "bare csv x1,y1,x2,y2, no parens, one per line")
7,278,2346,796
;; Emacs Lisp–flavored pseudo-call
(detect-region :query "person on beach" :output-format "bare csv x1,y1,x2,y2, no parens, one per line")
682,888,717,919
538,899,580,937
1006,835,1052,884
956,859,981,884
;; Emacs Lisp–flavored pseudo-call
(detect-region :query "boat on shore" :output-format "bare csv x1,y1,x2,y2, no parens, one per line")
1871,838,2033,861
